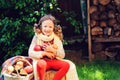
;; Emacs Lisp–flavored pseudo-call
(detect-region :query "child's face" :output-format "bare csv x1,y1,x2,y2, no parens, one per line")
41,20,54,36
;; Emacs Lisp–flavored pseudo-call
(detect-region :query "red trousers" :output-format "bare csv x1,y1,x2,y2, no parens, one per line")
37,58,70,80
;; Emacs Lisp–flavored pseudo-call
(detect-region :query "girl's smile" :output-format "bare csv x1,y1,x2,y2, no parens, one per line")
41,20,54,36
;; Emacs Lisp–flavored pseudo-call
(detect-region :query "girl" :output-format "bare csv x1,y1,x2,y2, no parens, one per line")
28,14,79,80
28,14,69,80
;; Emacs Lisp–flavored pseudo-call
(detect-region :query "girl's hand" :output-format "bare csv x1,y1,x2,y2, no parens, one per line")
42,52,56,59
45,44,57,55
52,44,58,49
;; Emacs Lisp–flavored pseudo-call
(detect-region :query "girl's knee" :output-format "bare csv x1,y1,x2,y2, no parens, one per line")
37,60,47,69
64,61,70,70
64,60,76,69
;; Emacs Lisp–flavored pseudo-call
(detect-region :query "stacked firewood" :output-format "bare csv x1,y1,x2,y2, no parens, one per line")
90,0,120,38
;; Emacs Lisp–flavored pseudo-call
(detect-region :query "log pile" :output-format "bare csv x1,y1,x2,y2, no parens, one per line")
90,0,120,38
89,0,120,61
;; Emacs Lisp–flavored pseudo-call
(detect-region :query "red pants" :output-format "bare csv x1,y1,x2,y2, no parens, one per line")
37,58,70,80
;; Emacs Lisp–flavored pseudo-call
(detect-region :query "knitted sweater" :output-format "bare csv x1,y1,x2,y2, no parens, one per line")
28,33,65,59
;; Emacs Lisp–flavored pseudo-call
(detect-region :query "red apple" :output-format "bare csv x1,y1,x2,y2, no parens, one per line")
34,45,41,51
24,66,33,74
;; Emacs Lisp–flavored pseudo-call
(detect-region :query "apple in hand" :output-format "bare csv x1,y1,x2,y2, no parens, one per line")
24,66,33,74
34,45,41,51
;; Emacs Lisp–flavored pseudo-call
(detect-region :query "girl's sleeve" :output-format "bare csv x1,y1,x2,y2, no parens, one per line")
54,36,65,59
28,35,43,59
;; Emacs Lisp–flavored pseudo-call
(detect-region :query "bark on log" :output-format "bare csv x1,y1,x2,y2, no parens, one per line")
45,70,66,80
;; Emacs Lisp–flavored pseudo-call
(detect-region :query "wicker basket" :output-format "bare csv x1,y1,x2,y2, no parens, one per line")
3,56,33,80
4,72,33,80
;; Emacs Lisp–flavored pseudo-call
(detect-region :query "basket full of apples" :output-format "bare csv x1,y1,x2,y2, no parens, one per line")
3,57,33,80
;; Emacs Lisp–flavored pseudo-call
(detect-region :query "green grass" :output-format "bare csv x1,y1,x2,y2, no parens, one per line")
76,61,120,80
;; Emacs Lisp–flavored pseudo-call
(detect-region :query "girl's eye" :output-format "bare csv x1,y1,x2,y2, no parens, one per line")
44,26,47,27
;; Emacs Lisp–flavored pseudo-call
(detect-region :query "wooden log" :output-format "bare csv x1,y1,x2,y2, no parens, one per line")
89,6,98,14
88,0,93,61
99,0,111,5
108,18,117,26
103,27,112,36
113,23,120,31
115,31,120,37
93,37,120,42
90,12,99,20
94,51,107,61
100,12,108,20
91,26,103,36
105,47,118,58
108,28,112,36
100,21,107,27
92,0,99,5
117,5,120,13
90,20,97,27
116,14,120,23
114,0,120,5
45,70,66,80
92,43,104,52
107,4,116,11
99,5,106,12
108,10,116,18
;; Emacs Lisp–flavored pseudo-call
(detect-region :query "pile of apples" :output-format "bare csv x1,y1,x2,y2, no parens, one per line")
6,60,33,76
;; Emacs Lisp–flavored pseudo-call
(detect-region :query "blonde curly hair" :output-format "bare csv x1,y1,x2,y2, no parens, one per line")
34,14,63,40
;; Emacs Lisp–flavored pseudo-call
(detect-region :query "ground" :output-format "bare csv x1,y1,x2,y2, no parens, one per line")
65,50,88,64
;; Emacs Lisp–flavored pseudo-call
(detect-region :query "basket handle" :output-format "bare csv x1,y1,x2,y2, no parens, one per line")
15,58,33,78
16,58,32,67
